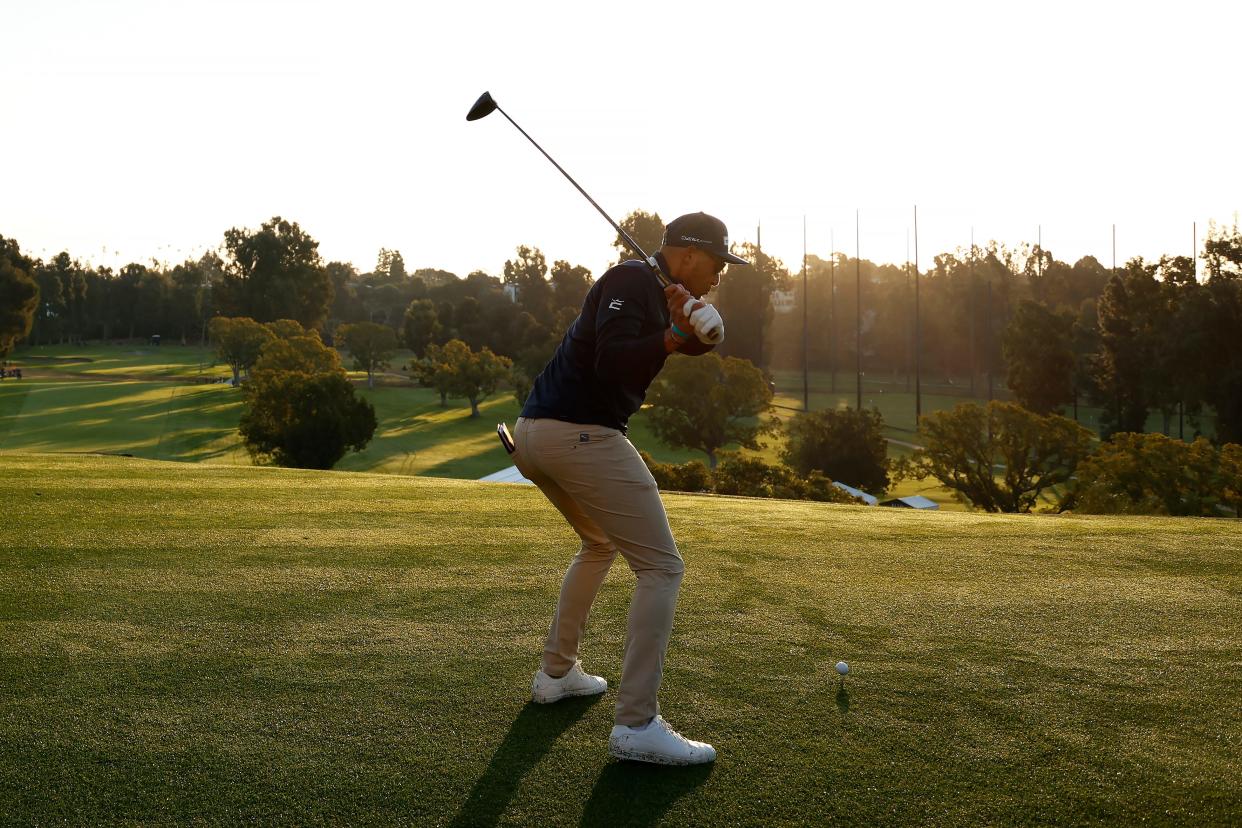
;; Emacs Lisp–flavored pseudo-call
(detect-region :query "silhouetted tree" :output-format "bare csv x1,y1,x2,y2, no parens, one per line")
240,332,375,469
0,236,39,359
1003,300,1075,415
781,407,890,493
612,209,664,265
219,216,333,329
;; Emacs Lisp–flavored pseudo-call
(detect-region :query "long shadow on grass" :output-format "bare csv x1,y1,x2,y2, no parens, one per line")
448,696,602,827
578,761,712,827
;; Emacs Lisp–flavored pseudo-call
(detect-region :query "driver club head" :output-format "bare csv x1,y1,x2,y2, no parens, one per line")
466,91,498,121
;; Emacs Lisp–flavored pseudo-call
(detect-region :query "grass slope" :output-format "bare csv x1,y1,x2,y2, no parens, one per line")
2,346,966,507
2,453,1239,826
2,346,721,477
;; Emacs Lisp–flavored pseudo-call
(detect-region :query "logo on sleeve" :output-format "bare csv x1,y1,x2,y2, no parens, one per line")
608,299,625,310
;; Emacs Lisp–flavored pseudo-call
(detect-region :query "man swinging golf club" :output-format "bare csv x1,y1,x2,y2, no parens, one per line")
507,212,745,765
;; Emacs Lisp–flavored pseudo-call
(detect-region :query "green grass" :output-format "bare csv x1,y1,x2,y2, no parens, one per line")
0,379,246,463
1,452,1239,826
15,343,230,379
1,345,785,481
0,346,998,506
0,346,1200,511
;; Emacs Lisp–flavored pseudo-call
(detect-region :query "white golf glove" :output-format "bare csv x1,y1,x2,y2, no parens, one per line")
683,298,725,344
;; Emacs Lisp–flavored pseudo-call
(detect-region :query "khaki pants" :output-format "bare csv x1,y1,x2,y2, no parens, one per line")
512,417,684,727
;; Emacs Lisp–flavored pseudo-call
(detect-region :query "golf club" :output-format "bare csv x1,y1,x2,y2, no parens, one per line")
466,91,673,289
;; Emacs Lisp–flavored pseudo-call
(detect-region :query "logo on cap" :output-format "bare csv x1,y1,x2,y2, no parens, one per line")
662,212,750,267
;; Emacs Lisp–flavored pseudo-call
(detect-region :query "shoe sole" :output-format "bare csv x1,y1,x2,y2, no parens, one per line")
531,684,607,704
608,743,715,766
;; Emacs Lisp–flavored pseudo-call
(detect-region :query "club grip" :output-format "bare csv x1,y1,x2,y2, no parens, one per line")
497,423,515,455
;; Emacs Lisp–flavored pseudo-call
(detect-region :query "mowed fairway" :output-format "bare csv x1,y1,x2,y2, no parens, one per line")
1,345,965,507
1,346,750,482
2,454,1239,826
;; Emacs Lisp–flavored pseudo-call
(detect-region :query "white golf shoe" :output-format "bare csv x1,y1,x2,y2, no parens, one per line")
608,716,716,765
530,661,608,703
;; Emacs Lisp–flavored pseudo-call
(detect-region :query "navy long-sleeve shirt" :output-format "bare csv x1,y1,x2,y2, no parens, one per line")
520,257,673,433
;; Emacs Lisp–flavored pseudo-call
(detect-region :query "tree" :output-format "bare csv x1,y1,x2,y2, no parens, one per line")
414,339,511,415
168,256,216,345
219,216,333,329
402,298,441,357
326,261,365,327
31,253,78,345
209,317,276,386
83,265,115,342
239,371,376,469
639,451,713,494
1202,219,1242,280
452,295,491,350
908,401,1094,513
1071,299,1102,413
780,407,890,494
645,353,774,468
1221,443,1242,517
916,245,1018,385
503,246,554,327
373,248,407,283
42,252,88,345
1065,434,1236,517
710,454,861,503
252,321,334,371
713,242,788,370
417,339,512,417
337,322,398,389
1183,221,1242,443
112,263,146,341
412,268,460,290
239,330,376,469
412,342,454,407
550,260,592,313
1002,300,1076,415
134,267,170,341
264,318,308,340
362,282,403,326
612,210,664,265
29,256,65,345
0,236,39,360
1093,259,1170,436
254,330,342,375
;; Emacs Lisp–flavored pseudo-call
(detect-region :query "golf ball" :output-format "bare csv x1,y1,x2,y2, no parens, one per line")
835,661,849,675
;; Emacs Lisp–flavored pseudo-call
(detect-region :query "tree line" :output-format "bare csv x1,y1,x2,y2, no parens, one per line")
708,220,1242,444
647,353,1242,518
4,214,1241,444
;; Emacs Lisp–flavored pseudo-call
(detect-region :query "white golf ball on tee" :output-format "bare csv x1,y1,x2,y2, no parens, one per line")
835,661,849,675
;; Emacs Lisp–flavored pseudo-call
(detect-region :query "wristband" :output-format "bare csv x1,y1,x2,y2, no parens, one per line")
671,322,690,340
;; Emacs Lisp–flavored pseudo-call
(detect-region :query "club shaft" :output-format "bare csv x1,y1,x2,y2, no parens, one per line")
494,106,669,286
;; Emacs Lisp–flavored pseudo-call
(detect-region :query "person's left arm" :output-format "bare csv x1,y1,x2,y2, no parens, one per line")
593,275,673,382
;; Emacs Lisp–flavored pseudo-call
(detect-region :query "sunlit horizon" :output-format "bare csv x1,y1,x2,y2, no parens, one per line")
4,0,1239,282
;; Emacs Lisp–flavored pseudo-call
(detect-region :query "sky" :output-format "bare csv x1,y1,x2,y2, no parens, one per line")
2,0,1239,282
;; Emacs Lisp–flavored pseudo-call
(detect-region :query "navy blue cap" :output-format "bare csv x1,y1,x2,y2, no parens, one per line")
662,213,749,265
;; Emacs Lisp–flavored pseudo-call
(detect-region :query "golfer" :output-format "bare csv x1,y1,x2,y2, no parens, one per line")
509,212,746,765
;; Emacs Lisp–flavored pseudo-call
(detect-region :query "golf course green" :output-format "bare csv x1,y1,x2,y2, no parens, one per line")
0,345,972,507
1,452,1238,825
